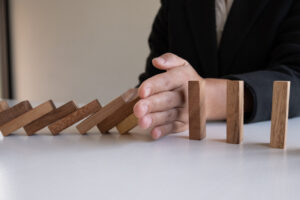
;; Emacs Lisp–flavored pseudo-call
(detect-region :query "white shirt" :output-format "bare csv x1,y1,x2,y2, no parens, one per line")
215,0,234,45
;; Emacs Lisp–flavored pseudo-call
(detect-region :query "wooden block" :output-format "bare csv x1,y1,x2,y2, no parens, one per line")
49,100,101,135
116,113,138,135
76,88,139,134
226,80,244,144
0,101,9,111
97,89,139,133
0,101,32,126
24,101,78,135
270,81,290,149
0,100,55,136
188,81,206,140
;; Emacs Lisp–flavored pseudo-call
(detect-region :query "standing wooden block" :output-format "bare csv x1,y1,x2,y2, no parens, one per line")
116,114,138,135
270,81,291,149
24,101,78,135
0,101,9,111
0,100,55,136
76,88,138,134
0,101,32,126
226,80,244,144
188,81,206,140
97,89,139,133
49,100,101,135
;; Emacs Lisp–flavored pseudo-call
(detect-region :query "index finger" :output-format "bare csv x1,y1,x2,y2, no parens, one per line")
138,68,186,98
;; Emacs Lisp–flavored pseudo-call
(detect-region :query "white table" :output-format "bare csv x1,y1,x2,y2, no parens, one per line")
0,101,300,200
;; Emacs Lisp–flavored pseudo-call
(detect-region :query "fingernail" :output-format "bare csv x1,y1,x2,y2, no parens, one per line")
154,57,165,65
144,87,151,97
140,116,152,129
153,129,162,139
144,116,152,128
142,104,148,115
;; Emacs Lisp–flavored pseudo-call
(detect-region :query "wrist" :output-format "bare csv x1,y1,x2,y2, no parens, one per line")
204,78,227,120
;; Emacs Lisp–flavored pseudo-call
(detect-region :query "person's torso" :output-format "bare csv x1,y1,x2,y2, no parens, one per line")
165,0,293,78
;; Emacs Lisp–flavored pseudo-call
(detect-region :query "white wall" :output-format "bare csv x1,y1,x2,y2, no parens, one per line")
10,0,160,104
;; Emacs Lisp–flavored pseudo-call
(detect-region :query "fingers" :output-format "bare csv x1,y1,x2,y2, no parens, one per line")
138,108,179,129
152,53,188,70
138,69,186,98
151,121,187,140
138,53,189,98
134,91,184,118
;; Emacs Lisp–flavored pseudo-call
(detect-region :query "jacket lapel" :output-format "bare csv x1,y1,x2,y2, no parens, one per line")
218,0,270,74
186,0,218,77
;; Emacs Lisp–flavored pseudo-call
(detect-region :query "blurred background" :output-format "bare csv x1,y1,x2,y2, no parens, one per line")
0,0,160,104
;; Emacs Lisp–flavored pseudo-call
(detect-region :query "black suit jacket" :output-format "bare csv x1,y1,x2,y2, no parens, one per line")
139,0,300,122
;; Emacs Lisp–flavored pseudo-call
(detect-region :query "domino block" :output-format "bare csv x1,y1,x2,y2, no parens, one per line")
49,99,101,135
0,101,32,127
97,89,139,133
270,81,290,149
0,100,55,136
116,113,138,135
226,80,244,144
24,101,78,135
76,88,139,134
0,101,9,111
188,81,206,140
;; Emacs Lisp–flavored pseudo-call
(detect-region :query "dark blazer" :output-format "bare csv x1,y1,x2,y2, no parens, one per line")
139,0,300,122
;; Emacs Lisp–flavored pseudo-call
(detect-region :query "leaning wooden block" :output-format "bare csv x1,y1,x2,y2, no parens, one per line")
24,101,78,136
0,101,32,126
270,81,291,149
97,89,139,133
226,80,244,144
0,100,55,136
188,81,206,140
0,101,9,111
49,99,101,135
116,114,138,135
76,88,138,134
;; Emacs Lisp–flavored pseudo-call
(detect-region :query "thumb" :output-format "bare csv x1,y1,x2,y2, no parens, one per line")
152,53,187,71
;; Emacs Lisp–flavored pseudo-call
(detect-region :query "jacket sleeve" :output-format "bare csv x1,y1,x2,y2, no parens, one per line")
138,0,169,85
225,1,300,122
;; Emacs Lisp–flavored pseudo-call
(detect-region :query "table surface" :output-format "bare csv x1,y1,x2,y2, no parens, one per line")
0,101,300,200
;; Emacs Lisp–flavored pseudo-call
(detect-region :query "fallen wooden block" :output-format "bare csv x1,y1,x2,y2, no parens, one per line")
24,101,78,136
226,80,244,144
97,89,139,133
49,99,101,135
0,101,32,127
0,101,9,111
116,113,138,135
270,81,291,149
0,100,55,136
188,81,206,140
76,88,139,134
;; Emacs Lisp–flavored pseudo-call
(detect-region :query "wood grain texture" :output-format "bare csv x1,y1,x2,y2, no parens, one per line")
76,89,138,134
270,81,291,149
97,89,139,133
0,101,32,126
188,81,206,140
116,113,138,135
0,100,54,136
24,101,78,135
226,80,244,144
0,100,9,111
49,100,101,135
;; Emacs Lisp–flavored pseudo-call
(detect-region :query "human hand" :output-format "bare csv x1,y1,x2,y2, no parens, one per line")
134,53,227,139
